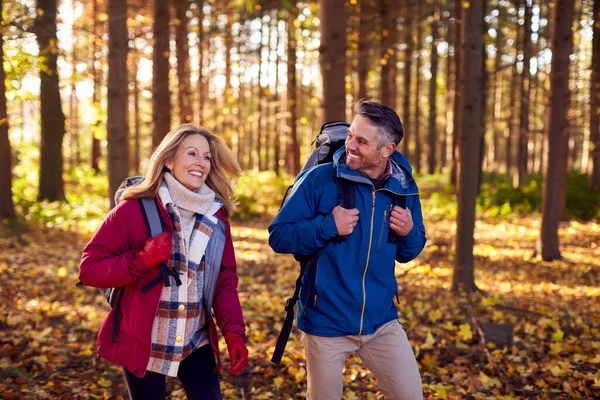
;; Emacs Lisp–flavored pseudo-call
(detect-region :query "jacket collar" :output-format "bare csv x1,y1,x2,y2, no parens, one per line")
333,146,418,194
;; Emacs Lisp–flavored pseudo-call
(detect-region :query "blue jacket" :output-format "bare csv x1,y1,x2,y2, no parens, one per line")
269,147,426,337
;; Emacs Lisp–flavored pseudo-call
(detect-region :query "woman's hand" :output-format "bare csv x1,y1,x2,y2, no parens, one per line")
224,332,249,376
138,232,171,269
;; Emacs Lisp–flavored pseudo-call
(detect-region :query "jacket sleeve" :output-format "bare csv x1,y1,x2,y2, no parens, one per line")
268,169,339,256
396,193,427,263
78,200,150,288
213,219,246,338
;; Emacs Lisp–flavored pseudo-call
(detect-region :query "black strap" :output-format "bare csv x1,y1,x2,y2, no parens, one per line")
334,164,355,243
271,252,320,365
111,288,124,343
387,195,407,244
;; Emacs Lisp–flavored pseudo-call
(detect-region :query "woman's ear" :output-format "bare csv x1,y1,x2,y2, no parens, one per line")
165,160,173,170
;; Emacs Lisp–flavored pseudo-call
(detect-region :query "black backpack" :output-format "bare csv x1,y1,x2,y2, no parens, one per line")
270,121,406,365
78,176,181,343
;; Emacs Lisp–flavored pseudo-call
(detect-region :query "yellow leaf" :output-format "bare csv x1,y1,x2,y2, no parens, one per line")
435,387,448,399
57,267,68,278
98,377,112,388
294,367,306,383
457,323,473,341
77,348,94,356
549,342,562,354
273,377,283,388
552,329,564,342
429,309,442,323
422,331,436,349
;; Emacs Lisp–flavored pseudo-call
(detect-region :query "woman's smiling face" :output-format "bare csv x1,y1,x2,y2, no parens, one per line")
166,134,211,191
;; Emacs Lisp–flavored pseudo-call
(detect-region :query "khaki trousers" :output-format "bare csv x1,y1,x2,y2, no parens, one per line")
301,320,423,400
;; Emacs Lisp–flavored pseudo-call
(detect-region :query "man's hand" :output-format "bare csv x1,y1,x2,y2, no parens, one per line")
332,206,359,236
389,205,413,236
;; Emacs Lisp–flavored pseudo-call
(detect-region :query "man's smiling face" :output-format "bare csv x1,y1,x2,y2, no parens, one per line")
345,115,392,179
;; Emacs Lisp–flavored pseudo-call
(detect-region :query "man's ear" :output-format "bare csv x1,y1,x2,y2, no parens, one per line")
382,143,396,158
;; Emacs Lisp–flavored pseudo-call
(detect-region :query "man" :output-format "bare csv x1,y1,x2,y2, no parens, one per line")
268,100,425,400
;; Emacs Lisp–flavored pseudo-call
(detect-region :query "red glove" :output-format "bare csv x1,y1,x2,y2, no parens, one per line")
224,332,248,376
138,232,171,269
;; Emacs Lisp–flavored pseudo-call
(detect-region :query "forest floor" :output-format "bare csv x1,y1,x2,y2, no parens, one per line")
1,197,599,399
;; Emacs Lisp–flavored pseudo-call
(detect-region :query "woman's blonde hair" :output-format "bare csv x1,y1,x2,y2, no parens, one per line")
122,125,241,219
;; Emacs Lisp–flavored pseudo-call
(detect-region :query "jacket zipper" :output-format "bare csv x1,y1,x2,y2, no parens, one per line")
359,189,376,335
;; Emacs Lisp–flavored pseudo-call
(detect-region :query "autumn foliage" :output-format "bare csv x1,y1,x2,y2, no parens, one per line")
1,178,599,399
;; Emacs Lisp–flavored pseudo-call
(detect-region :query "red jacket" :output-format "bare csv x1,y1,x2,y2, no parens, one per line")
79,198,245,378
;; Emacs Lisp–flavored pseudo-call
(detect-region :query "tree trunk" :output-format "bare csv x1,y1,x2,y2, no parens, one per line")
402,1,412,158
516,0,532,186
196,1,205,125
441,0,454,172
90,0,101,174
0,0,15,219
380,0,397,108
70,2,80,170
175,0,192,124
107,0,129,207
256,23,264,172
357,0,372,100
452,0,484,294
451,0,462,186
35,0,66,202
223,1,233,142
413,5,422,173
538,0,575,261
272,12,281,174
491,1,504,170
152,0,171,148
131,50,140,174
589,0,600,191
428,0,440,174
287,8,300,175
319,0,346,122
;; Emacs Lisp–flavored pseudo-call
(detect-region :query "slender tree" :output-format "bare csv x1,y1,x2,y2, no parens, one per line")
413,4,422,172
319,0,346,122
0,0,15,219
90,0,102,174
451,0,463,186
196,0,205,125
452,0,484,294
516,0,532,186
152,0,171,147
380,0,397,108
538,0,575,261
357,0,372,100
175,0,192,124
107,0,129,207
428,0,440,174
287,6,300,175
35,0,66,201
131,50,141,174
402,1,412,158
589,0,600,191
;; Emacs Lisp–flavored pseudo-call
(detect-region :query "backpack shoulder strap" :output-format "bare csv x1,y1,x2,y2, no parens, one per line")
387,195,407,244
140,197,164,238
139,198,181,292
333,163,355,209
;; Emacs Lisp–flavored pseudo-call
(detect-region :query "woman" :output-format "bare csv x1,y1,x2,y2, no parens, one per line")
79,125,248,400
